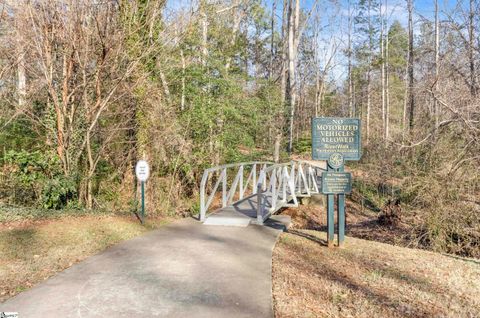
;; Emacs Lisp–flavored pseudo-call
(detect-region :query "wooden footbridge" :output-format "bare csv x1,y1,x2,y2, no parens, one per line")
200,160,326,226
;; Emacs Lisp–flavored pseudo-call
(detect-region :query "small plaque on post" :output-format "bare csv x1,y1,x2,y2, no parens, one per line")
321,172,352,194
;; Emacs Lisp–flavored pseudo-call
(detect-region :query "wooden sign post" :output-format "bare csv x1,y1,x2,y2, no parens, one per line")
312,117,361,248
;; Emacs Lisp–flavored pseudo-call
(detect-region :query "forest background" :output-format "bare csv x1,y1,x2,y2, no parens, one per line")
0,0,478,257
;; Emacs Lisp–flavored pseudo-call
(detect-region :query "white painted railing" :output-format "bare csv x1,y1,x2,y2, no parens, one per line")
199,160,325,224
255,160,323,224
199,162,271,222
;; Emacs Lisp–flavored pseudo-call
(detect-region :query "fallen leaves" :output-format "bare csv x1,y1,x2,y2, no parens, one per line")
273,230,480,318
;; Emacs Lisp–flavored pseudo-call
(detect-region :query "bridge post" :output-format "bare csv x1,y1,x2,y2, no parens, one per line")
239,165,244,200
307,165,311,191
297,164,302,194
256,184,263,224
222,168,227,208
200,171,208,222
252,164,257,194
271,169,277,210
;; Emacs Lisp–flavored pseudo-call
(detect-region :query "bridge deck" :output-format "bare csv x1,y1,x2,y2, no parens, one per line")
203,193,273,227
203,186,317,227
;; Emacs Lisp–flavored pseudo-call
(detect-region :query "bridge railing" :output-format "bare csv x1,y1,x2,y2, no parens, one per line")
199,161,272,222
255,160,325,224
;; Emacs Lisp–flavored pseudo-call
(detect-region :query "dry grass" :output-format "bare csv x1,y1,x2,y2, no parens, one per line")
273,230,480,318
0,215,168,302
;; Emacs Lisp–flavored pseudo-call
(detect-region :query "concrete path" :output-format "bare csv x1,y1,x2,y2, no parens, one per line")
0,217,289,318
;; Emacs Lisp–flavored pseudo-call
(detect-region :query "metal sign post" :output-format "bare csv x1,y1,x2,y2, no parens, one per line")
327,164,335,248
135,160,150,224
312,117,361,248
338,166,346,247
141,181,145,224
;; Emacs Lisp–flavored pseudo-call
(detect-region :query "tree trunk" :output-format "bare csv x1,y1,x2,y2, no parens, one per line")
317,76,325,117
280,0,288,105
17,50,26,108
385,0,390,142
315,75,320,117
366,70,371,144
286,0,299,154
314,60,319,117
225,3,243,74
201,2,208,67
14,2,26,109
348,0,353,117
86,130,94,209
402,67,408,135
366,0,372,145
407,0,414,131
180,49,186,111
468,0,476,97
269,0,277,79
159,70,171,104
433,0,439,127
380,0,386,141
313,8,320,117
352,81,356,118
273,133,281,162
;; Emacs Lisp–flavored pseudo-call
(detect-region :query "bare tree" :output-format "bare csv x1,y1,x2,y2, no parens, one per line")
380,0,386,141
201,1,208,67
225,1,245,74
270,0,277,79
385,0,390,141
16,38,26,108
407,0,415,131
181,49,186,111
16,0,163,208
433,0,439,127
468,0,477,96
348,0,354,117
286,0,318,154
286,0,300,154
366,0,373,144
280,0,288,105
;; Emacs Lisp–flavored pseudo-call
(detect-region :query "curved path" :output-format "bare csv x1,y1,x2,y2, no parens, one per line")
0,217,289,318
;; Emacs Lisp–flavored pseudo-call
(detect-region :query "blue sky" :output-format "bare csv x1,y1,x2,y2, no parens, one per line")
165,0,465,27
165,0,469,82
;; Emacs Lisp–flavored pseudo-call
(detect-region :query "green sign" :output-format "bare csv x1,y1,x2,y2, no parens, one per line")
321,172,352,194
312,117,361,161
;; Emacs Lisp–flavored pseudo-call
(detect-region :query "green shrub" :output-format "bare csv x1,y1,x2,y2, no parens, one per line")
0,150,77,209
41,175,78,209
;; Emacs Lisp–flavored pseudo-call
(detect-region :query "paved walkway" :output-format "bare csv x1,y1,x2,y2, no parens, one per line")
0,217,289,318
